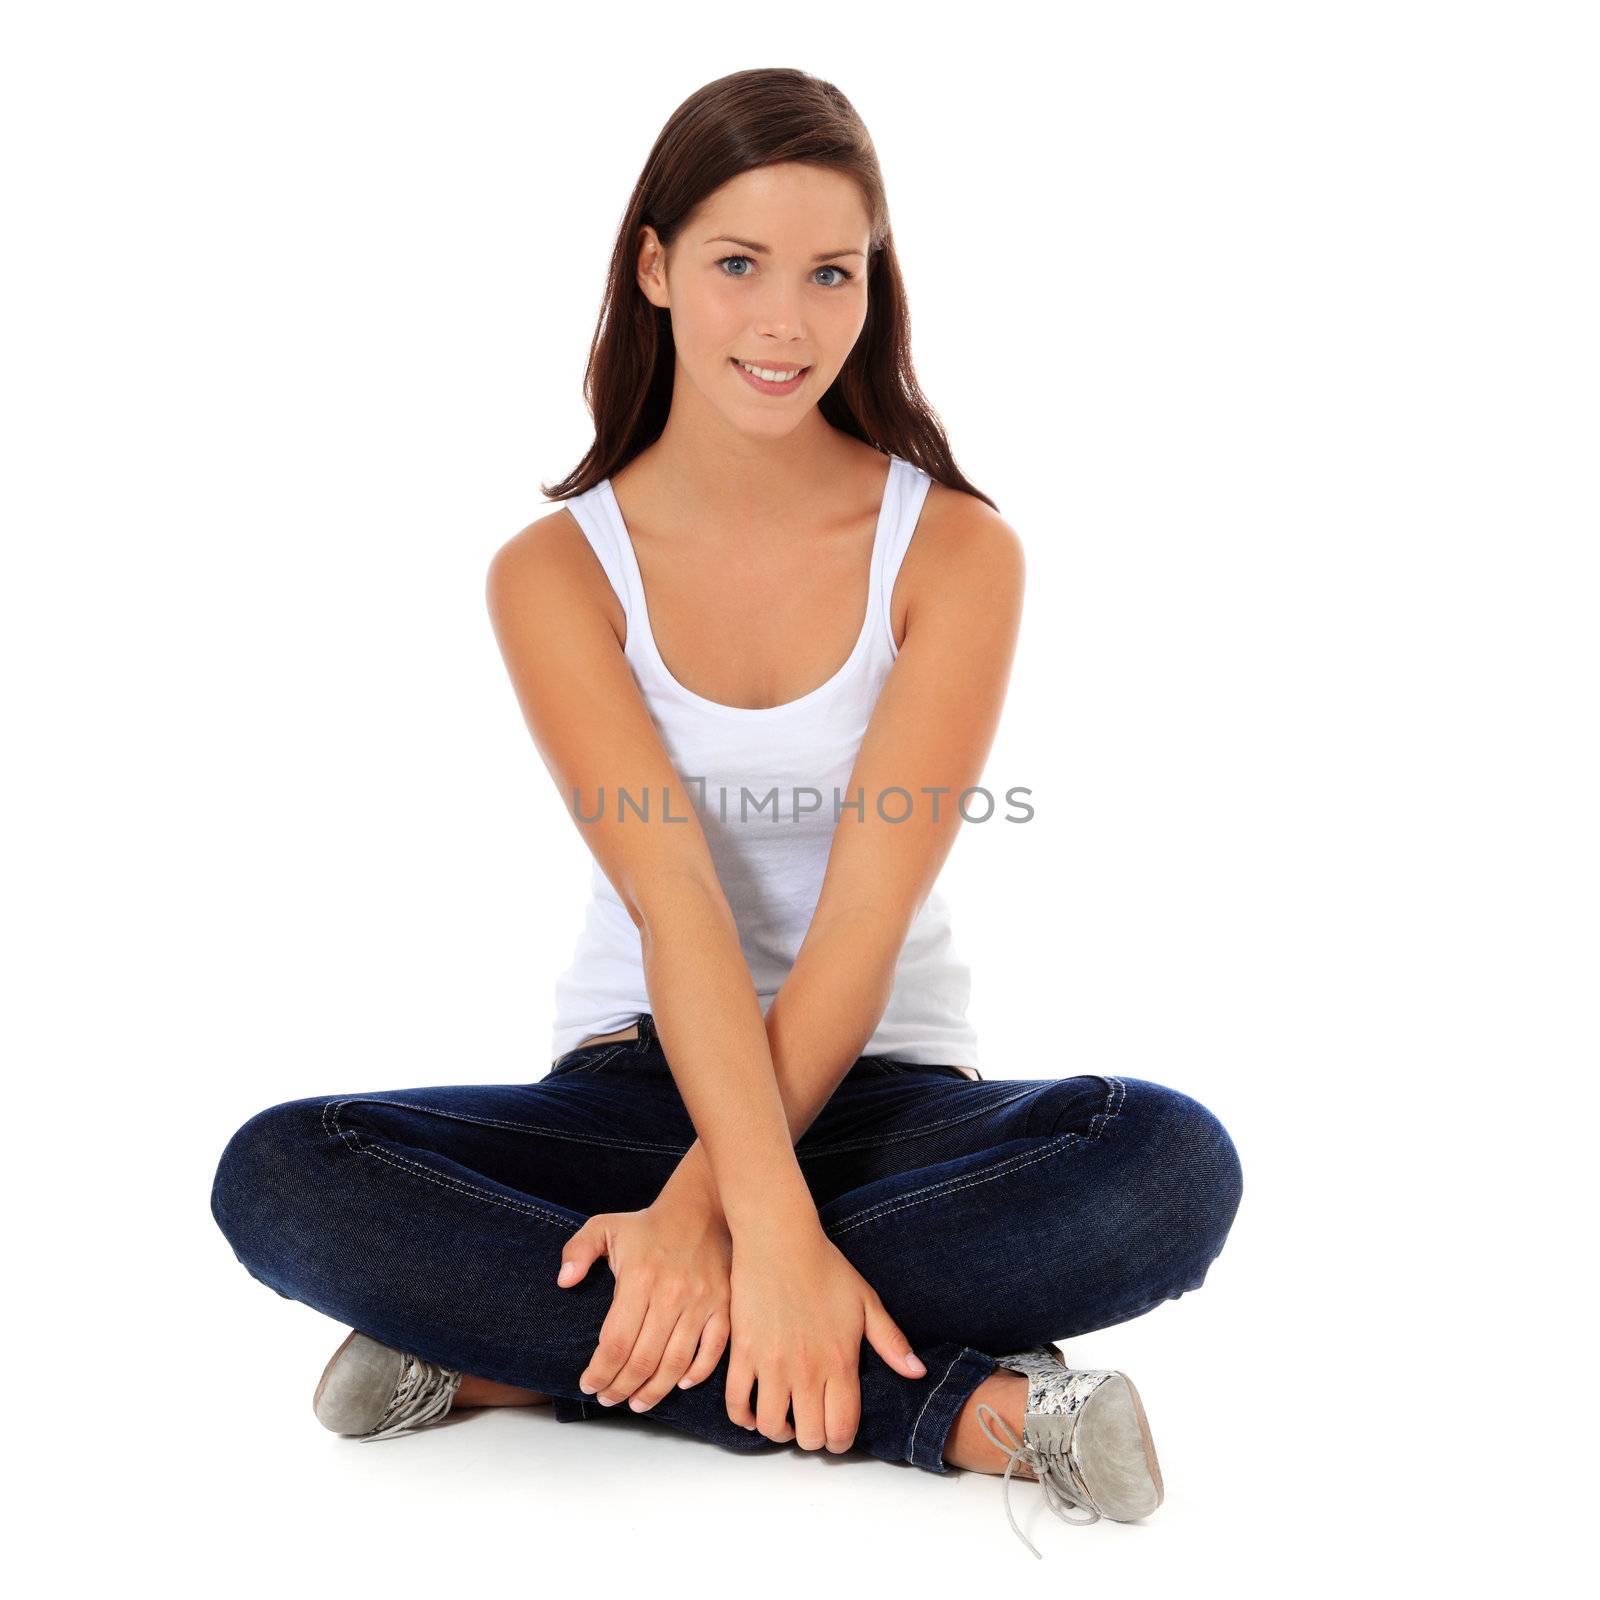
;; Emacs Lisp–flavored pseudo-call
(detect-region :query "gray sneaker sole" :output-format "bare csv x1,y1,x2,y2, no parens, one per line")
313,1330,406,1436
1071,1371,1165,1521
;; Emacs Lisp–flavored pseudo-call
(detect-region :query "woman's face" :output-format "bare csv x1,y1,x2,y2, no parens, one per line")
637,162,872,438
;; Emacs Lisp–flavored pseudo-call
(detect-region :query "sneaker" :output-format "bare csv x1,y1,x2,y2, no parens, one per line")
976,1344,1165,1558
313,1330,465,1441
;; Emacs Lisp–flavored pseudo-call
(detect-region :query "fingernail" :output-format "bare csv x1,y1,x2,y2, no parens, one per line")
906,1357,926,1375
677,1377,692,1388
557,1263,576,1283
579,1381,595,1394
628,1398,646,1411
597,1395,616,1406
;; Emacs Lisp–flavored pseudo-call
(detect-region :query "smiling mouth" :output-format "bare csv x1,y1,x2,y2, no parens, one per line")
731,358,811,381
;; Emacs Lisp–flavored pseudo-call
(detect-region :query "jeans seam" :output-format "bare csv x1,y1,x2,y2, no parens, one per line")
907,1349,967,1463
824,1075,1128,1236
322,1095,692,1158
1089,1074,1127,1139
826,1132,1084,1236
322,1098,582,1230
795,1085,1045,1159
907,1346,993,1469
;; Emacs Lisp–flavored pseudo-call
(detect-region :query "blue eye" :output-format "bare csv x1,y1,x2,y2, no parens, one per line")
715,255,855,287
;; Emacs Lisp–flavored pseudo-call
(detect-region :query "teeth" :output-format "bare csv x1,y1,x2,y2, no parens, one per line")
737,359,805,382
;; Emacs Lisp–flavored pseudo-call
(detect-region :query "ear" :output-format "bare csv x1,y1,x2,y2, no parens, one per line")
637,224,671,309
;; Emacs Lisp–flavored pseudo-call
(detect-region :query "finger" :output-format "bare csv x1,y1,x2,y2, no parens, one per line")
725,1347,758,1431
677,1308,729,1390
790,1367,828,1453
580,1284,651,1397
864,1301,927,1378
625,1305,704,1411
755,1367,796,1444
605,1298,680,1407
824,1369,861,1455
556,1216,606,1289
592,1292,676,1405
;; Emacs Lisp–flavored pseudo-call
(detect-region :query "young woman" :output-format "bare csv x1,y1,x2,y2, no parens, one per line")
209,67,1244,1559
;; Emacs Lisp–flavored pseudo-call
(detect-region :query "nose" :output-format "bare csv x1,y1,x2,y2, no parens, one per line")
749,285,808,345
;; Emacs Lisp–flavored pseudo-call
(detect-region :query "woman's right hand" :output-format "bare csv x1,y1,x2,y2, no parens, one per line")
556,1193,733,1411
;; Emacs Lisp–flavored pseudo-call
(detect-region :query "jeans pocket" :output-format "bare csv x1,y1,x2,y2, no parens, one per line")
547,1040,634,1078
872,1059,973,1082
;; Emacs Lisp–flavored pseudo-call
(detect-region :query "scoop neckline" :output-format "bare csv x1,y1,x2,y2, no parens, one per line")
598,454,900,720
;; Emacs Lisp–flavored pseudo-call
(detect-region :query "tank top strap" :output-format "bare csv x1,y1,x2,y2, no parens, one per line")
875,457,935,659
561,483,637,634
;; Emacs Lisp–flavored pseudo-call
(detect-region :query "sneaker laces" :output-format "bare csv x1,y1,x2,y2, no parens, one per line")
359,1351,464,1442
975,1401,1101,1559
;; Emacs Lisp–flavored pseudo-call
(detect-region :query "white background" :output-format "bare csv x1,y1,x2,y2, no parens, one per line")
6,2,1594,1593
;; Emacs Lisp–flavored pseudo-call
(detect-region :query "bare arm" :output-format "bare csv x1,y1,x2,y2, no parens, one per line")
485,511,812,1240
652,489,1026,1217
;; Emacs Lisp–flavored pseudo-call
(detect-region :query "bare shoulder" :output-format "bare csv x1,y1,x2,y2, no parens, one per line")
892,476,1025,647
486,501,625,647
919,476,1025,570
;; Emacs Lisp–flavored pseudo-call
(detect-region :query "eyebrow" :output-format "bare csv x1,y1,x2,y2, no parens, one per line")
704,235,866,262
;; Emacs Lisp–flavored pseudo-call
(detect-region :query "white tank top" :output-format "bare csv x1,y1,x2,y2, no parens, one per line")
549,452,981,1079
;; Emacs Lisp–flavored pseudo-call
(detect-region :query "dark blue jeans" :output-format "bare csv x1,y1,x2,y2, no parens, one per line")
209,1011,1243,1475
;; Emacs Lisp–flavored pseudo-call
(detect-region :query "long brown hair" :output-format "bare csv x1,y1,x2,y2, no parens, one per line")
541,67,997,512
